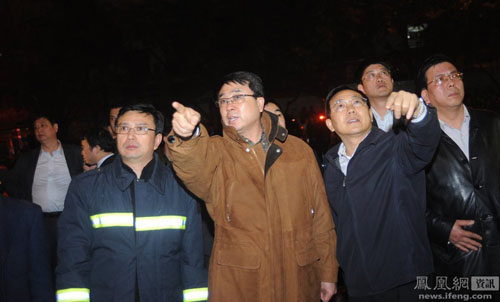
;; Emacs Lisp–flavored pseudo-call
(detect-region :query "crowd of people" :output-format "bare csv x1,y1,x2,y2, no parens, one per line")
0,53,499,302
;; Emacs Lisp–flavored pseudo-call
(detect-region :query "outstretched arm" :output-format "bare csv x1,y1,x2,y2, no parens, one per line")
166,102,219,203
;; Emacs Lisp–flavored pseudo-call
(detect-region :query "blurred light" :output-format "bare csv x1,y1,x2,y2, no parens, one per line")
300,126,304,130
318,114,326,121
291,118,296,122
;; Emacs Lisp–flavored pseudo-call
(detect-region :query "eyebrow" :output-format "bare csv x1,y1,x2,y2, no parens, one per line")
117,122,150,126
218,88,244,98
334,95,364,102
435,69,458,76
364,67,389,74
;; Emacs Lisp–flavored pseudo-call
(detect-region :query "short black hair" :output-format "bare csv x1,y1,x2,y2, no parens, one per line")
33,113,58,126
116,103,164,134
325,85,370,118
264,101,283,112
355,58,393,84
416,54,456,95
83,127,115,152
218,71,265,98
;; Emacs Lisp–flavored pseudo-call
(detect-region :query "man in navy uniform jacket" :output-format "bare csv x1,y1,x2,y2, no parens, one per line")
0,196,54,302
323,86,440,301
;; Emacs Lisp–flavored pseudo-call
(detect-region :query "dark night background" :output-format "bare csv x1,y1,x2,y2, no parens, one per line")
1,0,499,162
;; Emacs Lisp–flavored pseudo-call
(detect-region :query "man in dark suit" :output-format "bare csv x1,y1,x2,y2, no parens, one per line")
4,114,83,277
417,55,500,298
0,196,54,302
81,127,115,170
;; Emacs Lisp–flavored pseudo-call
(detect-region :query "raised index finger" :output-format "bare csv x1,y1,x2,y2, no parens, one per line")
172,101,185,114
385,92,397,110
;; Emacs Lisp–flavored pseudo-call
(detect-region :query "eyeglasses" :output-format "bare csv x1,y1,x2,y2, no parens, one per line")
115,125,156,135
362,70,391,82
427,72,463,86
331,96,368,112
215,94,255,107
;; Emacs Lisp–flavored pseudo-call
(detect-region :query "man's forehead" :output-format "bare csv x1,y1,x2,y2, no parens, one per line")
332,89,362,101
118,111,153,124
427,62,457,75
34,117,51,125
218,82,250,97
363,64,390,74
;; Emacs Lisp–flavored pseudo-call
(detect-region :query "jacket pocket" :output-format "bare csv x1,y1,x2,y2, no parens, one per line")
295,244,320,266
293,242,320,300
212,244,261,301
216,245,260,269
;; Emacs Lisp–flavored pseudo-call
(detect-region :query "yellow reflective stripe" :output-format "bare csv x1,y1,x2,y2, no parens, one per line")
90,213,187,231
135,215,187,231
183,287,208,302
90,213,133,228
56,288,90,302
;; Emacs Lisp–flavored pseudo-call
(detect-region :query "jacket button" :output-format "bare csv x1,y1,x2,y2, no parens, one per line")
475,184,484,190
481,214,493,220
471,156,478,160
245,148,250,152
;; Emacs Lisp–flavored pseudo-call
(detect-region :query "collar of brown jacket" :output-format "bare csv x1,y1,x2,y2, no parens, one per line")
222,111,288,145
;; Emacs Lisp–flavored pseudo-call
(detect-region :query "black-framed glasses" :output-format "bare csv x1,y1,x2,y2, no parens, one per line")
215,94,255,107
427,72,463,86
115,125,156,135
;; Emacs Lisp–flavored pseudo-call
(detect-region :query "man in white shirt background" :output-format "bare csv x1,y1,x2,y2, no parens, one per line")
356,59,396,132
5,114,83,277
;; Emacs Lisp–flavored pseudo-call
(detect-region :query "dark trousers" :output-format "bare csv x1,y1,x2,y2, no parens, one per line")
349,281,419,302
42,213,60,282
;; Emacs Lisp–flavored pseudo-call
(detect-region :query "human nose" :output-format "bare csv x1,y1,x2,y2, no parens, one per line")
126,128,137,138
446,76,455,87
225,99,237,110
345,101,357,113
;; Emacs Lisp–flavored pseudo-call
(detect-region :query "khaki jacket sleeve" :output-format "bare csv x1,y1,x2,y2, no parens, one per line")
309,153,339,283
166,124,218,203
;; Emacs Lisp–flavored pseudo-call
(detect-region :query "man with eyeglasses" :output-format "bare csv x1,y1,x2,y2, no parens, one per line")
323,86,440,301
56,103,208,302
417,54,500,280
356,59,398,132
166,71,338,302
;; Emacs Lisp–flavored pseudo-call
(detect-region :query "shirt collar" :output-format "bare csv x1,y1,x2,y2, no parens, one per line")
40,140,63,155
371,108,392,120
438,105,470,130
97,153,114,168
242,127,270,152
336,129,371,159
337,142,351,160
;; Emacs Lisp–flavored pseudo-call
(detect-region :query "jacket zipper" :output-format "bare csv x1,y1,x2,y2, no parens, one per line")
130,181,140,302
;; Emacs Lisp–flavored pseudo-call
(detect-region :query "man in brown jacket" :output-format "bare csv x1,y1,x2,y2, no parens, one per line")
166,71,338,302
